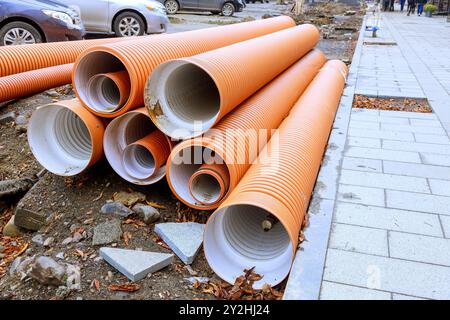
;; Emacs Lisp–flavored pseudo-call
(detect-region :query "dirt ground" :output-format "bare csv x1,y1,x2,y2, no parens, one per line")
0,1,364,300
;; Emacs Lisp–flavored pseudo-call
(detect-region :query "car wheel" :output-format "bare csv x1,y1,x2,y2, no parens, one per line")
0,21,42,46
114,12,145,37
221,2,235,16
165,0,179,14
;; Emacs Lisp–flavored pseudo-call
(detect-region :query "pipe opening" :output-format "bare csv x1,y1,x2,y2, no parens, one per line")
28,105,93,176
74,51,129,112
204,204,293,288
190,173,222,204
122,144,156,179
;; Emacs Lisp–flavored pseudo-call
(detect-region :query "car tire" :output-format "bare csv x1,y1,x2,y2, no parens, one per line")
114,12,146,37
165,0,180,14
221,2,235,16
0,21,43,46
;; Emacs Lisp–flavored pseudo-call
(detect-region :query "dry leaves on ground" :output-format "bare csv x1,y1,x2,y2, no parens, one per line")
0,236,28,278
123,231,132,246
107,283,140,292
146,201,166,210
175,202,208,224
353,95,432,113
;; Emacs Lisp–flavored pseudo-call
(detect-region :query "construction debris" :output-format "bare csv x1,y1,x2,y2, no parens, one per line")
92,219,122,246
132,204,160,224
100,201,134,218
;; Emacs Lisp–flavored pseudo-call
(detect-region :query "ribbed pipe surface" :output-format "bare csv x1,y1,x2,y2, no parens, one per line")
0,63,73,103
0,37,128,77
73,16,295,118
189,163,230,206
28,99,105,176
146,24,320,139
166,49,326,210
203,60,348,288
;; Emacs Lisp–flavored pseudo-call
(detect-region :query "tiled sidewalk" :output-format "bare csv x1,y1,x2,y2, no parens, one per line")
320,12,450,300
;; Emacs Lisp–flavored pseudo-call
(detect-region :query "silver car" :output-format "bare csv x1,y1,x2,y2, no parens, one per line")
61,0,169,36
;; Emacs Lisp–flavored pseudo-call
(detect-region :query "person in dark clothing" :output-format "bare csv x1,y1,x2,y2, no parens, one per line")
400,0,406,11
407,0,417,15
417,0,427,15
383,0,390,10
389,0,395,10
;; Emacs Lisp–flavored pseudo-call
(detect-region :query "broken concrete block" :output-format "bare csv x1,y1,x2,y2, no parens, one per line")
2,216,25,237
14,205,46,231
100,201,133,218
92,219,122,246
154,222,205,264
99,247,173,281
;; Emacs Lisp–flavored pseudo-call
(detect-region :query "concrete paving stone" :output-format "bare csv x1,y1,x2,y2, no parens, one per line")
334,202,442,237
349,128,414,142
414,133,450,145
351,108,379,116
381,124,446,135
410,119,444,128
320,281,391,300
392,294,426,300
349,120,380,130
154,222,205,264
323,249,450,299
429,179,450,196
350,115,410,125
378,110,437,120
389,231,450,266
440,216,450,238
99,247,173,282
383,140,450,155
342,157,382,173
345,146,421,163
347,137,381,148
337,184,385,207
387,190,450,216
329,223,388,256
383,161,450,180
421,153,450,167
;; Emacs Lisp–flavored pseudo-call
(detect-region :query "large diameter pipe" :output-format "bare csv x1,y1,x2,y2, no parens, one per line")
28,99,105,176
73,16,295,118
146,24,320,140
103,108,173,185
165,49,327,210
0,37,129,77
0,63,73,103
203,60,348,288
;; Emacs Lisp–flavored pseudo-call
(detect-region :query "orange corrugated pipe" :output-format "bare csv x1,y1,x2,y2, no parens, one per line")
0,37,129,77
165,49,326,210
203,60,348,288
28,99,105,176
0,63,73,103
73,16,295,118
103,107,174,185
146,24,320,140
189,162,231,206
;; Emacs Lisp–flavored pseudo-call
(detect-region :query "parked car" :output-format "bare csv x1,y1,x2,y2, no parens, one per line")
0,0,85,46
60,0,169,36
160,0,244,16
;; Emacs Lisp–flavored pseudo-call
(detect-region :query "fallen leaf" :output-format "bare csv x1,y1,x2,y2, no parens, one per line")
108,283,140,292
94,279,100,291
123,231,132,246
146,201,166,210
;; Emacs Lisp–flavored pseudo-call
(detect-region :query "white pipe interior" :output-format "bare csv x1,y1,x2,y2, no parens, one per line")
103,112,166,185
87,75,121,112
204,205,292,289
73,51,129,111
150,60,221,139
28,105,92,176
169,145,229,206
190,172,222,204
122,144,156,179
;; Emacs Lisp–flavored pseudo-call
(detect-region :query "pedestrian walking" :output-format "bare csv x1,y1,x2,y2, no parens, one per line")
389,0,395,11
407,0,416,15
400,0,406,11
383,0,390,10
417,0,427,15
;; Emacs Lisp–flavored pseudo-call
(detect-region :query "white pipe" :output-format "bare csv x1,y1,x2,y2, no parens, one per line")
87,74,121,113
122,143,156,179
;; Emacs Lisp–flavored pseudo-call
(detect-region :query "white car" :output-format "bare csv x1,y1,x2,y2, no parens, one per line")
61,0,169,36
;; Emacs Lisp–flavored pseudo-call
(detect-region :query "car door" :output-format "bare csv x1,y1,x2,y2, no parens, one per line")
181,0,199,10
196,0,219,10
61,0,109,32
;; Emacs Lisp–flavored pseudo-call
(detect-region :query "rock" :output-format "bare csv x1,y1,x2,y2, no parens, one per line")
31,234,45,246
72,232,83,243
112,191,146,207
9,256,33,278
0,111,15,125
28,256,66,286
55,286,71,300
92,219,122,246
62,237,73,245
0,178,34,202
69,224,79,233
2,216,25,237
100,201,133,218
14,205,46,231
55,252,65,260
65,264,81,290
15,115,27,125
154,222,205,265
99,247,173,282
15,125,27,134
132,204,160,224
43,237,54,247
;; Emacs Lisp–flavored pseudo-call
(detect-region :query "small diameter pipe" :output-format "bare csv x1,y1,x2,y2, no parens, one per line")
73,16,295,118
86,71,130,113
189,162,230,206
122,130,171,180
103,107,173,185
146,24,319,139
28,99,105,176
203,60,348,288
165,49,326,210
